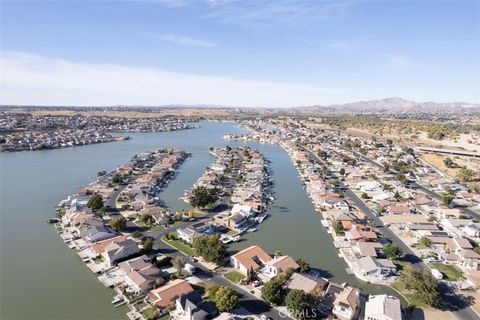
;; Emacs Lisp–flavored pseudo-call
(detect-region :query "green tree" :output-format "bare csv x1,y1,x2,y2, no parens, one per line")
339,168,346,176
296,259,310,273
457,168,476,182
214,286,239,312
285,289,313,320
473,247,480,254
332,220,344,235
261,280,284,306
399,266,441,308
87,194,104,211
442,194,454,206
420,236,431,248
443,157,455,168
140,213,154,226
112,175,123,184
109,216,127,232
131,230,142,238
383,243,402,260
142,238,154,253
172,256,186,277
189,186,218,208
193,234,227,263
317,150,328,159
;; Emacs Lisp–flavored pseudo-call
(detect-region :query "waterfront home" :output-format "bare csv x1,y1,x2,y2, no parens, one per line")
285,272,328,294
90,235,127,256
355,242,383,258
230,245,272,274
118,255,163,294
346,228,377,242
147,279,194,309
357,257,397,279
258,255,300,281
101,238,141,266
321,282,360,320
364,294,402,320
227,213,248,230
170,291,217,320
321,196,349,210
177,227,202,245
77,218,117,243
231,204,254,217
324,210,356,222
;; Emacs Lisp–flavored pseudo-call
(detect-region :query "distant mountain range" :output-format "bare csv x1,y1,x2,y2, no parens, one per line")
293,97,480,114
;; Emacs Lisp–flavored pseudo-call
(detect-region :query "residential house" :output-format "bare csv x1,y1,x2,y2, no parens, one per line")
230,245,272,274
357,256,397,278
346,228,377,242
177,227,202,245
322,196,349,210
227,213,247,230
321,282,360,320
148,279,194,309
286,273,328,294
171,291,217,320
364,294,402,320
386,205,412,215
102,238,141,266
259,255,300,281
355,242,383,258
118,255,163,293
332,285,361,320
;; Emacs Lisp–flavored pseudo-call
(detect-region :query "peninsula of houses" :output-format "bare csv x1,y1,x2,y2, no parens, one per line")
0,111,198,152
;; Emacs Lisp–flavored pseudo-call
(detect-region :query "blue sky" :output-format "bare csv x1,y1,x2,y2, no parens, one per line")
1,0,479,107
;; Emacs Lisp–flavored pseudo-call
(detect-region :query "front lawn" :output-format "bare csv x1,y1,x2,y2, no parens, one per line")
428,262,464,281
149,225,163,232
391,281,428,308
393,259,411,271
161,236,195,256
142,307,160,320
224,270,245,283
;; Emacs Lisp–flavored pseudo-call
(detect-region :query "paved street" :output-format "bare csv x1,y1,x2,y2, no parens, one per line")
300,145,427,269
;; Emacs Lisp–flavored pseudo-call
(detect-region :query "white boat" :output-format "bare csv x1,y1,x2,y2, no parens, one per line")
111,294,125,307
247,228,257,232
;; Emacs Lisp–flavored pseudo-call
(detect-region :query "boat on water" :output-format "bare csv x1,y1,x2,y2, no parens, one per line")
111,294,125,307
47,218,60,224
247,228,257,232
255,213,268,223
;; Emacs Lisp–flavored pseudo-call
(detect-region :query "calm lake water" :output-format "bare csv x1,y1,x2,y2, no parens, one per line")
0,122,399,320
